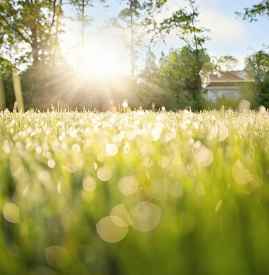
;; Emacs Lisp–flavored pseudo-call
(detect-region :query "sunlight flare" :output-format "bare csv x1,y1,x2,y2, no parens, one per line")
63,34,130,81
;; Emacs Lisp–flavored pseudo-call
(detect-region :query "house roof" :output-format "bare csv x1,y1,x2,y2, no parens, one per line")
206,70,254,88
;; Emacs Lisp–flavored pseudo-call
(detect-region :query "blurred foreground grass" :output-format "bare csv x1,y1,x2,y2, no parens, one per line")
0,109,269,275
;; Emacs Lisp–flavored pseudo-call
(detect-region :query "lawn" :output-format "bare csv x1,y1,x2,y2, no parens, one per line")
0,109,269,275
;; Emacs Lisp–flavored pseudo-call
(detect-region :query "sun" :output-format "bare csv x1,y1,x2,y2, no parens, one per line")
62,33,130,82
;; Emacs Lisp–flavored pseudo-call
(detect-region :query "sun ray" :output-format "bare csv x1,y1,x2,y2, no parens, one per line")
61,32,130,82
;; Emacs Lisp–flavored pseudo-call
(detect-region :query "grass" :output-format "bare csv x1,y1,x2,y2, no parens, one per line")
0,109,269,275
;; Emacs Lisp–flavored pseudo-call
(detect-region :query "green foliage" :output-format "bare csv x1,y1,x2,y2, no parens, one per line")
257,73,269,107
138,48,172,109
0,57,13,79
70,0,94,10
204,96,241,110
240,0,269,21
0,74,16,111
159,0,207,50
214,56,239,72
246,50,269,108
115,0,149,76
0,0,62,67
119,1,142,18
0,58,16,110
70,1,106,31
146,46,210,110
139,0,208,110
0,111,269,274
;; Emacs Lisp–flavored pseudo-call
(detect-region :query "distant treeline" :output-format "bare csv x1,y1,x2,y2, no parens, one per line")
1,47,269,111
1,0,269,111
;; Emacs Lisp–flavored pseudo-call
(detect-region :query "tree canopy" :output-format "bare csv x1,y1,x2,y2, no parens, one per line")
241,0,269,21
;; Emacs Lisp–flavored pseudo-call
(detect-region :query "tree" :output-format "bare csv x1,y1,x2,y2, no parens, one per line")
240,1,269,21
159,0,206,49
111,0,165,77
246,50,269,107
113,0,144,77
70,0,95,47
138,0,209,110
158,46,210,110
0,1,65,110
155,0,207,108
214,56,239,72
138,46,211,110
0,58,9,109
0,0,63,67
138,47,170,108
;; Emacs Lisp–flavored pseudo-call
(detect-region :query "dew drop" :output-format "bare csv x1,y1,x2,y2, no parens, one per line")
48,159,56,169
97,166,112,182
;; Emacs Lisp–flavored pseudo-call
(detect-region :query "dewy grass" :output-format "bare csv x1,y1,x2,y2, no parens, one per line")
0,109,269,275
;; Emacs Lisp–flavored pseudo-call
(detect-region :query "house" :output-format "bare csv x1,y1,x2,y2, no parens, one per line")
204,70,255,102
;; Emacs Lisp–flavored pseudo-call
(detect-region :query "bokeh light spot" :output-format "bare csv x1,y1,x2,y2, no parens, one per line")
96,216,128,243
97,166,113,182
118,176,139,196
105,143,118,157
110,204,132,227
3,202,20,224
83,176,97,192
131,201,162,232
194,144,213,167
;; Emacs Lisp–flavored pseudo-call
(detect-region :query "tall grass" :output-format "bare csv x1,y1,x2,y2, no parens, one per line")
0,109,269,275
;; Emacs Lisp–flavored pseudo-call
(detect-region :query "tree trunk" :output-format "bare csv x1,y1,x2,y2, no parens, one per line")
52,0,63,65
29,0,40,67
12,69,24,112
130,0,135,77
0,79,6,111
81,0,86,47
31,28,39,67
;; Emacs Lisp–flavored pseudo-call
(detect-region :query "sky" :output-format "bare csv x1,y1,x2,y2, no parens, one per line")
195,0,269,61
63,0,269,68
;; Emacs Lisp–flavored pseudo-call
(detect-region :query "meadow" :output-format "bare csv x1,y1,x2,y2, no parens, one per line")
0,109,269,275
